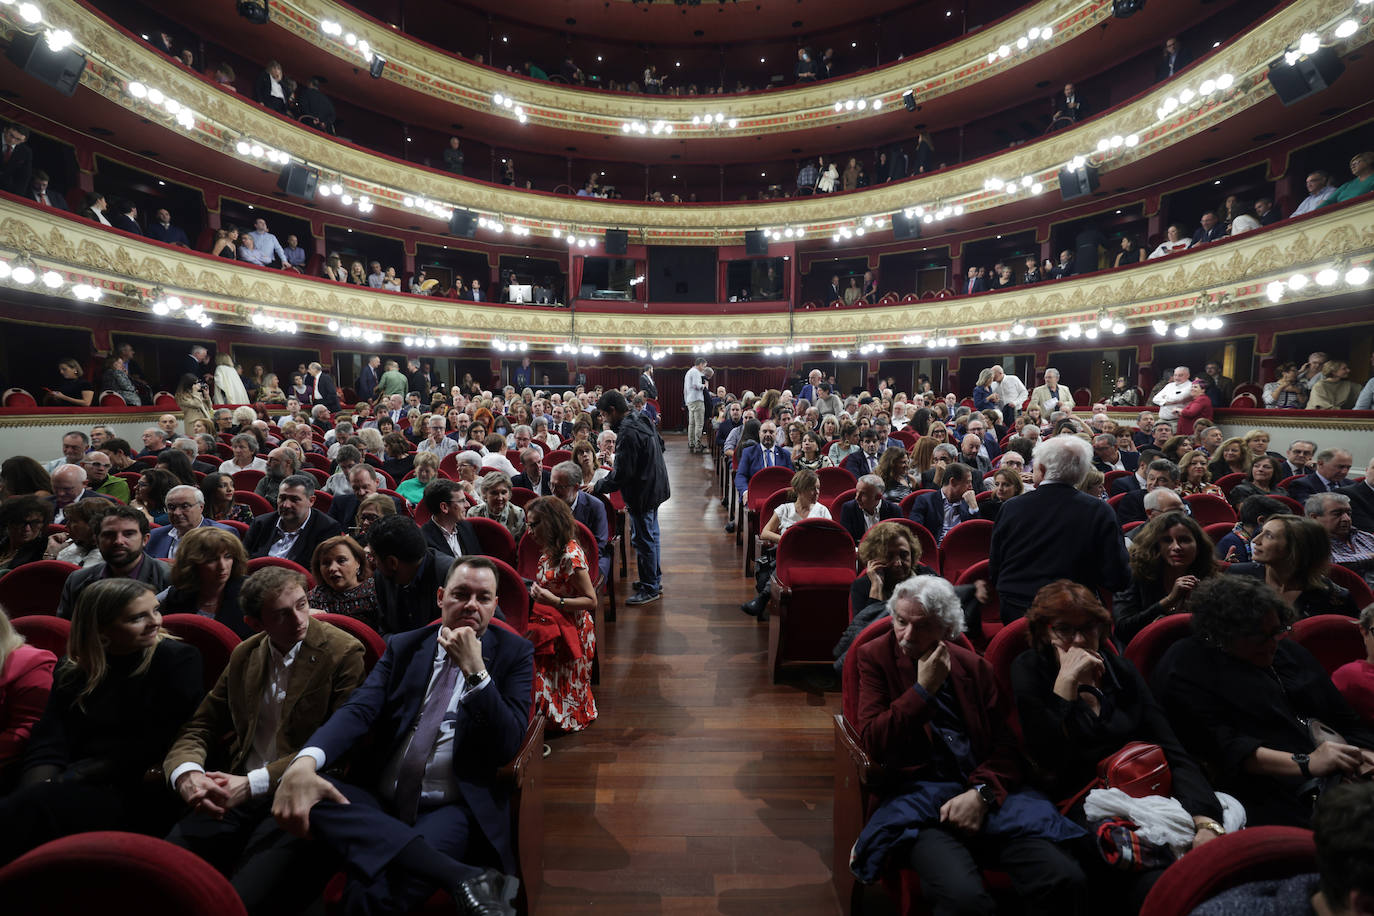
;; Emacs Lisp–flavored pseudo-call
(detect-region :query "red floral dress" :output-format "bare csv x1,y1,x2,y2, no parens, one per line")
528,539,597,732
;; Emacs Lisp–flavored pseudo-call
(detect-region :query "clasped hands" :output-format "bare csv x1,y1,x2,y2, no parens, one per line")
175,770,251,818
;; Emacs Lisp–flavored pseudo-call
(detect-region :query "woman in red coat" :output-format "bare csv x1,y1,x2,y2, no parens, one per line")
1177,379,1214,437
0,613,55,788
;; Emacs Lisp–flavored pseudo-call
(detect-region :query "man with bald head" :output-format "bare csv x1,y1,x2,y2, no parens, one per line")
255,447,303,507
49,464,100,524
158,413,181,437
146,485,233,558
1152,366,1193,422
799,369,824,405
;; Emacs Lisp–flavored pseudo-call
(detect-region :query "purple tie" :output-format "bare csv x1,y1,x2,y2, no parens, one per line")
393,660,460,823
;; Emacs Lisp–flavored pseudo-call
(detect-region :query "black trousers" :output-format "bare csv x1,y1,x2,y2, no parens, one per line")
0,779,177,865
906,826,1087,916
165,799,332,916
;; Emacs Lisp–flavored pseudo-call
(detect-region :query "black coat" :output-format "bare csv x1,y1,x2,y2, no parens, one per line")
511,469,551,496
593,410,669,514
1,140,32,196
157,576,253,638
1340,481,1374,535
310,371,340,411
837,498,900,544
243,509,341,568
420,518,483,558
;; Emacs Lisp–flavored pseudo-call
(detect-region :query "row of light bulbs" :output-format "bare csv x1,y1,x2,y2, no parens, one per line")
901,332,959,348
691,340,739,354
492,339,530,352
402,334,460,348
986,23,1056,65
148,291,212,327
1266,263,1372,302
0,254,102,301
762,343,811,356
626,345,674,360
978,321,1041,342
250,311,298,334
554,342,602,357
491,94,529,125
327,321,385,344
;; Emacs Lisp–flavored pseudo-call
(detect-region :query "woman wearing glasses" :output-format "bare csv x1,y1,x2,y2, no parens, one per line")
1013,580,1227,906
1154,576,1374,828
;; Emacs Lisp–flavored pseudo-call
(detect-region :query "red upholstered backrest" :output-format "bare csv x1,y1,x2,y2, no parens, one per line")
1292,614,1365,675
0,832,247,915
1139,826,1315,916
776,519,855,582
160,614,243,692
1183,493,1237,526
10,614,71,656
466,516,518,566
1122,614,1193,682
1327,564,1374,611
313,613,387,672
826,488,857,516
983,616,1031,703
247,556,316,590
745,466,796,509
937,518,995,581
0,560,81,616
817,466,857,501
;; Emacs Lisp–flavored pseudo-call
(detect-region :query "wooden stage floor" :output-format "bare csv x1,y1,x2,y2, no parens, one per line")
538,433,845,915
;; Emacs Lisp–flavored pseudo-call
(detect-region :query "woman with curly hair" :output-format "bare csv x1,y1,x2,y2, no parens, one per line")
1,456,53,500
1112,511,1219,644
827,420,861,466
875,447,920,501
156,527,253,637
130,468,177,526
1176,449,1223,497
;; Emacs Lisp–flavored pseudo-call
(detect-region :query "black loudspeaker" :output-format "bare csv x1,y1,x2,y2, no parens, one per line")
275,163,318,201
902,90,916,112
1112,0,1145,18
369,57,387,79
448,209,478,237
891,211,921,240
1058,164,1100,201
744,229,769,255
237,0,269,23
1267,48,1344,106
6,32,87,97
605,229,629,255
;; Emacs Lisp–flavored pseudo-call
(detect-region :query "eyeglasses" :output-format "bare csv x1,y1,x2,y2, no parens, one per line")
18,518,46,530
1050,623,1103,641
166,503,197,512
1249,624,1293,642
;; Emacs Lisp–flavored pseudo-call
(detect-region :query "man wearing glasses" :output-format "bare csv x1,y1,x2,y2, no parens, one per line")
146,485,235,559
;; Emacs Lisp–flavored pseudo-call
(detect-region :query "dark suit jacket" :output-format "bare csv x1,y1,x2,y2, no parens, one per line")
146,222,189,246
1155,48,1193,81
146,518,235,559
1110,472,1144,496
511,469,551,495
638,373,658,399
570,492,611,582
243,509,341,567
1285,473,1344,507
1113,488,1149,526
356,365,379,404
30,187,67,211
162,618,366,788
841,450,882,481
328,492,405,527
57,555,171,618
856,630,1021,800
838,498,901,543
1092,452,1140,475
1,141,32,196
310,372,340,412
907,489,977,542
1339,481,1374,535
421,518,483,558
302,622,534,873
735,443,793,494
254,71,288,112
964,277,986,295
1192,224,1226,245
109,213,143,235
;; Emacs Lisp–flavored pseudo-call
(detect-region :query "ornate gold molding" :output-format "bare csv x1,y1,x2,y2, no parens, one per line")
25,0,1367,242
3,197,1369,347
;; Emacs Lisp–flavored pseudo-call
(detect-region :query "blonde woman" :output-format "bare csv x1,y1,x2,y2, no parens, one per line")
0,611,56,783
258,373,286,404
213,353,249,405
1177,449,1223,496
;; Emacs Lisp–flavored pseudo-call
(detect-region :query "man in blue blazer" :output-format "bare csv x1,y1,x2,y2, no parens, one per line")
552,461,611,584
146,485,234,559
907,462,981,544
734,421,792,499
272,556,533,916
842,429,885,479
1285,448,1353,506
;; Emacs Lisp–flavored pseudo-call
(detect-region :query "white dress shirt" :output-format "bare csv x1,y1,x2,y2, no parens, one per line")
1152,380,1191,421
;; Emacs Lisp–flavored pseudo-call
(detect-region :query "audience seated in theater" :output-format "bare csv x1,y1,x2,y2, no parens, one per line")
255,447,302,508
269,555,531,915
369,513,460,636
837,475,901,544
524,495,599,731
1321,151,1374,206
108,199,142,235
1226,454,1288,506
852,575,1088,911
144,485,232,560
162,565,363,912
550,461,611,583
254,60,289,113
841,428,884,479
153,526,252,638
907,461,980,545
1308,361,1361,410
1264,362,1310,409
512,449,552,495
0,495,54,576
0,609,55,791
307,534,380,626
379,432,416,484
1,457,52,501
155,449,197,489
467,472,526,542
47,464,100,526
145,207,189,246
101,354,142,406
735,421,793,498
1224,515,1359,617
243,474,341,567
1091,432,1140,474
833,521,946,669
419,478,483,559
1154,576,1374,828
1176,449,1223,497
1013,580,1228,909
1340,457,1374,533
1114,459,1183,527
876,447,921,502
1332,605,1374,726
1306,492,1374,589
990,436,1130,623
0,579,202,863
1191,210,1226,245
349,493,396,546
45,497,112,569
1113,511,1219,644
1292,169,1339,216
739,469,831,620
978,467,1024,525
1288,448,1354,505
47,357,95,407
1214,495,1291,563
79,191,110,226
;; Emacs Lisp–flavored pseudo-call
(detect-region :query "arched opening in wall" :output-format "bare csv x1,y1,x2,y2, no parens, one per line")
724,256,786,302
803,256,869,305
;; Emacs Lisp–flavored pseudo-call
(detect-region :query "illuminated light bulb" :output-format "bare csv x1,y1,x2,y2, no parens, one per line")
1025,326,1038,337
1315,267,1339,286
1299,32,1320,55
493,93,504,106
249,144,263,158
1110,135,1123,148
345,32,356,45
1038,25,1051,38
1125,134,1139,147
1200,79,1217,95
1216,73,1234,90
1334,20,1358,39
129,81,147,98
833,102,843,112
953,205,964,215
235,140,250,155
17,2,40,23
317,185,331,197
1085,327,1099,340
1193,313,1208,329
1096,138,1110,152
1287,273,1308,291
1266,281,1285,302
1099,315,1114,330
1028,27,1041,40
151,301,170,316
1346,266,1371,285
46,29,72,52
727,118,737,129
1174,325,1190,338
327,320,340,332
998,44,1011,58
1031,182,1044,194
330,183,342,195
1017,36,1028,50
856,99,867,110
1178,89,1195,104
147,87,165,105
1163,96,1179,113
340,194,353,205
714,113,724,123
844,100,855,110
872,98,882,110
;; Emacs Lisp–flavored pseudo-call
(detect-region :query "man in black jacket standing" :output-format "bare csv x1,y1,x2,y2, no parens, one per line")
593,391,670,606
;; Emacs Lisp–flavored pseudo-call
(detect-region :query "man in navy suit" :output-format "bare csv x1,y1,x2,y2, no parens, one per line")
1091,434,1140,475
307,362,340,412
272,556,533,916
1191,211,1226,246
798,368,823,405
734,421,792,500
146,485,234,559
552,461,611,584
243,476,342,567
839,475,901,543
510,450,551,497
842,429,885,480
907,462,981,544
1287,448,1353,505
356,355,381,404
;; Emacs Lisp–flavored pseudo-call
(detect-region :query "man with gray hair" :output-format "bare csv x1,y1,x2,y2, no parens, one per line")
1152,366,1193,422
147,485,233,558
989,365,1026,426
256,447,302,506
1029,367,1073,415
989,435,1130,622
838,474,901,543
1115,458,1182,526
49,464,98,525
511,424,543,459
45,429,91,473
851,573,1088,910
139,427,172,458
1307,492,1374,587
550,461,610,582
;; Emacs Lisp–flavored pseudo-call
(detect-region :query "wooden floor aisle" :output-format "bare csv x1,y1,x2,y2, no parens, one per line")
537,433,843,915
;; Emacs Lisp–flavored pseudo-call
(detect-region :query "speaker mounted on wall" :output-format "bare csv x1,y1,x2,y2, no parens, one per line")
1058,163,1100,202
5,32,87,97
275,163,318,202
1266,48,1344,106
604,229,629,255
448,209,479,238
744,229,769,255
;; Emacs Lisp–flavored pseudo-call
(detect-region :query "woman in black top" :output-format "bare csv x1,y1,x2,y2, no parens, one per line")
1113,512,1218,645
48,357,94,407
1224,515,1357,617
156,527,252,638
0,495,54,574
1113,235,1146,267
0,579,203,863
1013,580,1226,907
1153,576,1374,828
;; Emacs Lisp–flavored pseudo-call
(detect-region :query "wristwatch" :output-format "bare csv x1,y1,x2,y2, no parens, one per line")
465,669,490,689
1196,819,1226,837
973,784,998,810
1292,752,1312,778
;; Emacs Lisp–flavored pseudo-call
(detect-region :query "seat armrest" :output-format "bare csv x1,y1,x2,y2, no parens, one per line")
498,714,546,789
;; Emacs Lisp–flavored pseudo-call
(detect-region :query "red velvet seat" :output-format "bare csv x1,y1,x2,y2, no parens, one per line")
152,391,178,409
1123,613,1193,682
541,448,571,469
1292,614,1363,675
2,387,37,408
467,516,518,566
983,616,1031,706
98,391,125,407
0,831,247,915
312,489,333,512
1214,472,1245,496
509,486,537,508
743,466,796,576
304,452,330,471
1139,826,1315,916
817,466,857,502
313,613,387,672
231,468,266,491
938,518,994,581
247,555,316,589
161,614,242,692
1228,392,1259,408
1104,469,1133,491
0,559,80,616
10,614,71,656
1327,563,1374,609
955,559,1002,646
1203,522,1235,545
303,467,329,487
825,487,857,516
1183,493,1236,526
232,490,273,517
769,519,857,681
1272,494,1304,514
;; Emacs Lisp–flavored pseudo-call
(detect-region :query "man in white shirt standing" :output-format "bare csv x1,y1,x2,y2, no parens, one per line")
989,365,1028,426
1152,366,1193,423
684,357,708,454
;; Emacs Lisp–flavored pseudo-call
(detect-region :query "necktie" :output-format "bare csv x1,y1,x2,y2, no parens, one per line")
868,456,877,472
764,448,772,468
394,659,460,823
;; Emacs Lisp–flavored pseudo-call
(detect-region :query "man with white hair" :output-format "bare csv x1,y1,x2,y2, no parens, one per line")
989,366,1027,425
146,485,233,558
1307,492,1374,588
48,464,99,525
1152,366,1193,422
852,575,1088,912
799,368,824,404
511,424,543,459
1029,368,1073,415
988,435,1131,622
416,415,459,461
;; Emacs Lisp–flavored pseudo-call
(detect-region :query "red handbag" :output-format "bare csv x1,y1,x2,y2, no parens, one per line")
1060,741,1172,813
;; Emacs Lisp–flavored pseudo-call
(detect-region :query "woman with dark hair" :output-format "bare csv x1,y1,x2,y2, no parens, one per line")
130,467,176,526
834,522,942,667
199,472,253,524
0,457,53,500
792,431,831,472
48,357,95,407
979,466,1024,525
524,495,598,732
1224,515,1358,617
351,493,395,545
1113,511,1219,644
101,355,141,406
740,469,832,620
876,447,920,502
0,495,55,575
154,448,196,487
1113,235,1146,267
210,226,238,258
1263,362,1309,409
379,431,414,483
1176,379,1213,437
826,420,859,466
1154,576,1374,827
1226,454,1287,507
1013,580,1227,906
0,579,202,861
174,373,214,432
308,534,378,626
156,526,252,637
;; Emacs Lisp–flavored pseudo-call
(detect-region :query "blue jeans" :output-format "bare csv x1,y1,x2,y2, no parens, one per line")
629,507,661,593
